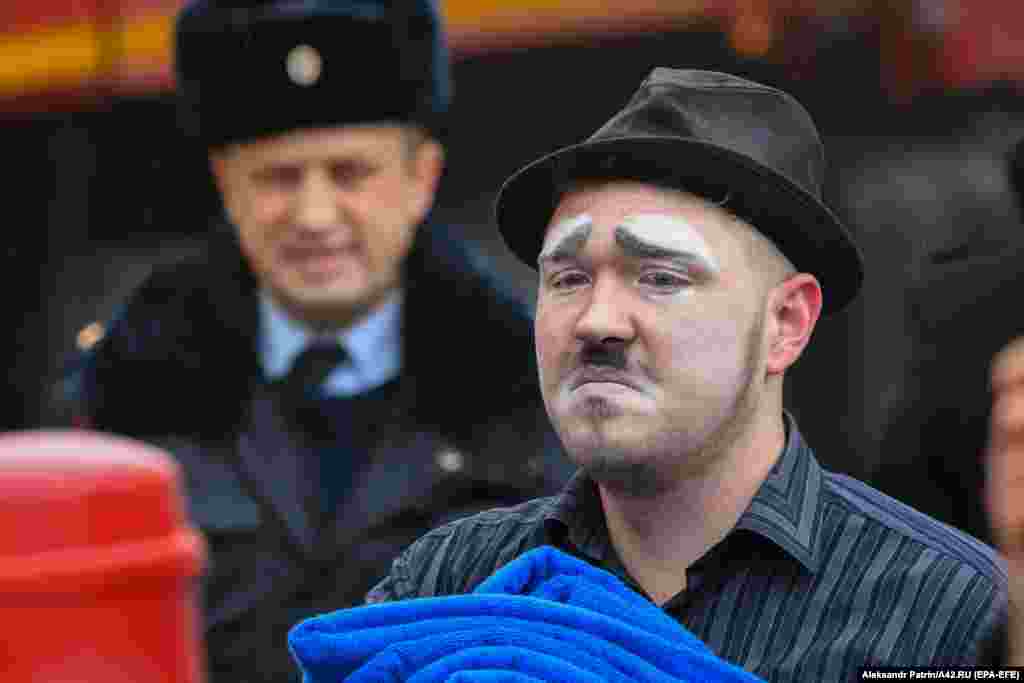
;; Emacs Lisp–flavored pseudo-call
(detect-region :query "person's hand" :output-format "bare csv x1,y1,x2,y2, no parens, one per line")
988,337,1024,664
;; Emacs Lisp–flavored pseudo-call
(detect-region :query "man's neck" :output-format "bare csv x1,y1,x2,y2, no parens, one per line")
259,288,404,388
598,411,786,605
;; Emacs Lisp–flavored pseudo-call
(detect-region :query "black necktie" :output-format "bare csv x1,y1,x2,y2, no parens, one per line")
279,341,352,522
283,341,349,405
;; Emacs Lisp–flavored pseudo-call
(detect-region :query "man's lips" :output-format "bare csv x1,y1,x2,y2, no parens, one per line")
280,244,354,262
568,366,641,392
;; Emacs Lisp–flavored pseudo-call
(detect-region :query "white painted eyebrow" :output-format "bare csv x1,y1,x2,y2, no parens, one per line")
616,213,719,272
537,214,593,266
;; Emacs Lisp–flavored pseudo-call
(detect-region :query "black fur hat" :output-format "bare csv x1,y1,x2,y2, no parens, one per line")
174,0,451,148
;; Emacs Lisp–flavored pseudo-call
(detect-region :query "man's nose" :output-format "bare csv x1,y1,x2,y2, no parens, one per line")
573,278,635,346
294,169,338,231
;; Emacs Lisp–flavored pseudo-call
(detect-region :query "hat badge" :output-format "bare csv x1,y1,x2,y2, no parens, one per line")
285,44,322,87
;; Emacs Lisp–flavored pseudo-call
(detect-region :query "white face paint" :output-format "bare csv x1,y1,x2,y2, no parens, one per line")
538,213,592,264
538,183,768,494
619,213,720,274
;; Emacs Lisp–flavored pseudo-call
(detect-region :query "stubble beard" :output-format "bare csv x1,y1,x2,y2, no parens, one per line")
564,312,766,499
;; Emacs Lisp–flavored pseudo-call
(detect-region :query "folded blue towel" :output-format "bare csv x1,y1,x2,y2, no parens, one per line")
289,546,765,682
473,545,706,652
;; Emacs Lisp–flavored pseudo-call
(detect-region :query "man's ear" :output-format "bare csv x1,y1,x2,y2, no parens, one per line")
765,273,823,376
208,152,242,226
208,153,228,195
410,139,445,221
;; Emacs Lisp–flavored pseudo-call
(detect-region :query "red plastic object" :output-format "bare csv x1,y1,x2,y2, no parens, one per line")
0,429,207,682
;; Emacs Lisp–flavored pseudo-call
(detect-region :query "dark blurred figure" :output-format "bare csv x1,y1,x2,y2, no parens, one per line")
59,0,570,680
870,135,1024,544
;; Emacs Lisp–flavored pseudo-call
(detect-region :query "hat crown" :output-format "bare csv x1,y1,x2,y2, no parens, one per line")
492,67,864,314
175,0,450,148
590,68,825,200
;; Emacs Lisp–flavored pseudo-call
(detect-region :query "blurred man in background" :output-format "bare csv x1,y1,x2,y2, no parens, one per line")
62,0,570,680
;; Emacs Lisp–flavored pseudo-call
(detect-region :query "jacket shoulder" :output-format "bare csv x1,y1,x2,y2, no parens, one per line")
63,234,258,434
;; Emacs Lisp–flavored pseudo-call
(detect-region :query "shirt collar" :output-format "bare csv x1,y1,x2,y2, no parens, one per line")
732,413,824,573
545,413,825,574
259,290,404,394
546,470,614,564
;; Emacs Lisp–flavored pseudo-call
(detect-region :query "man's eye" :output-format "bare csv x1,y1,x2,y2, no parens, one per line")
551,272,589,289
252,166,303,187
330,162,375,185
639,272,689,289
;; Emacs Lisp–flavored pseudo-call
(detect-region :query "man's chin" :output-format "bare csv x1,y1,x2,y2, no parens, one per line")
282,265,366,292
559,424,650,469
272,282,381,325
280,249,363,284
288,285,366,307
578,455,668,499
557,422,678,497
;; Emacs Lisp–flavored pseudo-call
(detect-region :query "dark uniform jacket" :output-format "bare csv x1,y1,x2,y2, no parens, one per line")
64,223,573,682
368,416,1008,682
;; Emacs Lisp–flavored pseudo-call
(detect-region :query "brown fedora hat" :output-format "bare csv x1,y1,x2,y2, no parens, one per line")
495,68,863,314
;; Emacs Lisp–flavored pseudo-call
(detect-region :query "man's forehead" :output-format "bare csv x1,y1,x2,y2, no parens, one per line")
229,123,406,162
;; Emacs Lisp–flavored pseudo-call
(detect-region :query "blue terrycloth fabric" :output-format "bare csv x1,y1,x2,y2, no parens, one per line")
289,546,765,682
473,546,705,651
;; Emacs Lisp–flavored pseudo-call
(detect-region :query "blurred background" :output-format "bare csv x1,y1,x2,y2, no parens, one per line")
5,0,1024,481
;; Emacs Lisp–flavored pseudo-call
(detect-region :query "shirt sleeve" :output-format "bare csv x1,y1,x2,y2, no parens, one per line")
363,532,433,604
363,573,398,604
362,506,540,605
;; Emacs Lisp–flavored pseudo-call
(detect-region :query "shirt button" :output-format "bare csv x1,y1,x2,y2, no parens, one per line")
436,448,465,474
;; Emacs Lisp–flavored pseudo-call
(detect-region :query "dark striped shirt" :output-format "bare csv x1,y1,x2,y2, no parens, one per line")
367,416,1008,682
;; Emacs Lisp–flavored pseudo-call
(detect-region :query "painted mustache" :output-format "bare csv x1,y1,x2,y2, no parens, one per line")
579,342,628,370
569,343,640,391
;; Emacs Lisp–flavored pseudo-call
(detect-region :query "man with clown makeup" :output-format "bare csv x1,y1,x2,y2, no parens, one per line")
366,69,1010,681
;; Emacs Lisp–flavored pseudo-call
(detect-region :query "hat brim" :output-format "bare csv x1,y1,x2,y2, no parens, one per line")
495,136,863,315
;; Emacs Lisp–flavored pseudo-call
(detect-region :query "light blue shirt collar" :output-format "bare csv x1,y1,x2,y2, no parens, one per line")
259,290,403,397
